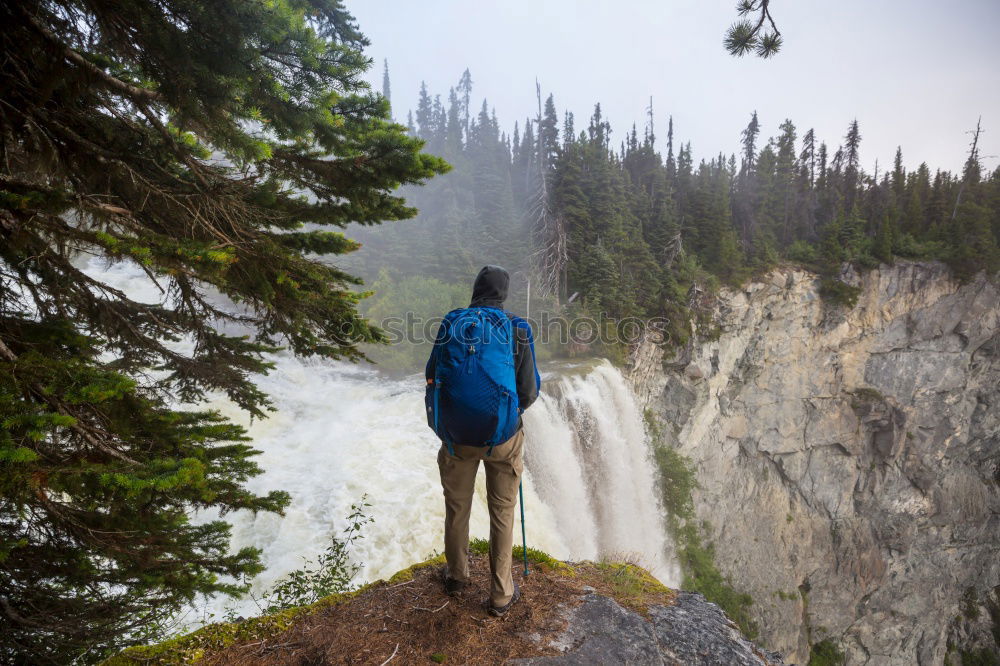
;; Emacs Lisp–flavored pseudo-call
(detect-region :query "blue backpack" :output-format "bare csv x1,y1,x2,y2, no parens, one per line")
426,306,536,456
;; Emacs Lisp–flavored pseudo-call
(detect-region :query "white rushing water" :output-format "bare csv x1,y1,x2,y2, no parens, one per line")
80,258,679,626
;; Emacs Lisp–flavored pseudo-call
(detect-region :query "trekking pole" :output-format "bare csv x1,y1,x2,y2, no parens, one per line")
519,480,529,576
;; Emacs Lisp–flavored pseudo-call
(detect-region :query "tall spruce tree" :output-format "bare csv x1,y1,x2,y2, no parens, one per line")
734,111,761,247
843,119,863,210
0,1,446,662
458,69,473,138
382,58,392,117
774,119,798,244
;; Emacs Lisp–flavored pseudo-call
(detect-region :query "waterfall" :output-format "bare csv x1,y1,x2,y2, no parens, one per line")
522,362,679,584
79,258,679,626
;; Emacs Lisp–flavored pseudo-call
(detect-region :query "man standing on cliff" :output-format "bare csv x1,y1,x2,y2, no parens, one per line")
425,265,540,617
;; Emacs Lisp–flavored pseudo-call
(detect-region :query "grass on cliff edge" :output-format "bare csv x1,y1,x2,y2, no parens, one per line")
102,545,675,666
648,424,758,640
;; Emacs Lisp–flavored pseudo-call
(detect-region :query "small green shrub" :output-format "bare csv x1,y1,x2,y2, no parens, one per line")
818,278,861,308
676,521,757,639
988,592,1000,647
959,648,1000,666
652,444,757,638
653,445,696,521
512,544,565,569
644,409,664,442
850,387,885,405
963,587,982,621
254,498,373,614
808,639,846,665
786,240,820,265
469,538,567,571
469,537,490,555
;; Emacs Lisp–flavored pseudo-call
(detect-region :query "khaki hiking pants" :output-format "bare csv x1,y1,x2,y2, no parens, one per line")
437,428,524,607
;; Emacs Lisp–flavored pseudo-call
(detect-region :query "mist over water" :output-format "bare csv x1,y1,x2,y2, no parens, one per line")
81,258,678,626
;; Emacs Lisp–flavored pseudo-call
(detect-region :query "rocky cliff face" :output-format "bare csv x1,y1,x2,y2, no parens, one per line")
627,261,1000,665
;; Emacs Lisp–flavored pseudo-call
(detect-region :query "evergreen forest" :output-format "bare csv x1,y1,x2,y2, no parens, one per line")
350,69,1000,367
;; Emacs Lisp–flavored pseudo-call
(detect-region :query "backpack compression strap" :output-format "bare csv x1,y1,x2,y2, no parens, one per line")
432,322,456,457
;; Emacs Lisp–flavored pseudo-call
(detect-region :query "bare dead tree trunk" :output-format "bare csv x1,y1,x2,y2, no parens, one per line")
951,117,982,224
528,81,567,303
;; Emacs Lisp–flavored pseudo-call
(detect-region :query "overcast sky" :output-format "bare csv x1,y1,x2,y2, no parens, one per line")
349,0,1000,175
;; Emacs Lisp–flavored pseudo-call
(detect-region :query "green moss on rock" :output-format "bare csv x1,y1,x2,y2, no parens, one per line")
593,561,672,609
101,598,333,665
386,553,447,584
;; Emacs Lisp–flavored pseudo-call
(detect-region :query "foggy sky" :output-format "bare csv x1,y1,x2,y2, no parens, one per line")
349,0,1000,175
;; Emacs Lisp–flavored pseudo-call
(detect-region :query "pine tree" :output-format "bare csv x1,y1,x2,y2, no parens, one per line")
563,111,576,148
445,87,464,155
734,111,761,246
539,94,560,167
458,69,474,139
416,81,434,139
801,129,816,186
512,118,534,206
892,147,906,202
741,111,761,173
665,115,677,182
817,142,829,191
796,129,818,241
382,58,392,117
948,119,999,279
752,141,781,267
843,119,863,210
874,214,894,264
0,1,446,661
774,120,798,244
430,94,447,153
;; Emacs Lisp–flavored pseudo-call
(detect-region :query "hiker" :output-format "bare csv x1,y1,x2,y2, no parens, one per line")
425,265,540,617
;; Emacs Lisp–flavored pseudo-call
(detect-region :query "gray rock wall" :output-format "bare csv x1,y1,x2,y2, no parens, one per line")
513,590,783,665
627,261,1000,665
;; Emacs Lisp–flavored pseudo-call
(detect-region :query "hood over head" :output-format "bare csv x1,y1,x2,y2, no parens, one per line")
469,265,509,308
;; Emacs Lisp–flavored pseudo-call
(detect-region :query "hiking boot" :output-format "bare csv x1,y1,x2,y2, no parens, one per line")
441,567,466,596
488,581,521,617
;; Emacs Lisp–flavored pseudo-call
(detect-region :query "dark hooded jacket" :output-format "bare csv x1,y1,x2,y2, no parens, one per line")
426,265,539,425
